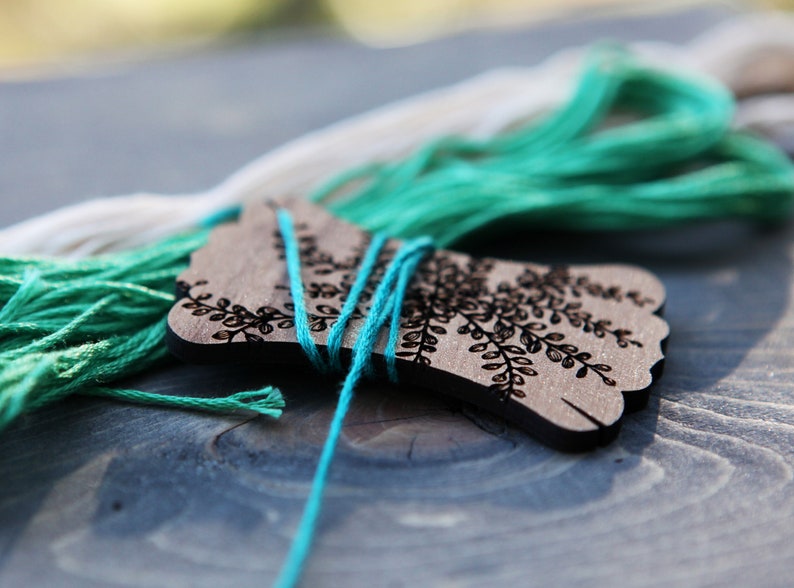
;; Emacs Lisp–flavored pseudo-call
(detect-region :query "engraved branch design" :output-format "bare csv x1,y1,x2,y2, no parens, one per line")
177,280,338,344
395,259,643,400
178,229,652,402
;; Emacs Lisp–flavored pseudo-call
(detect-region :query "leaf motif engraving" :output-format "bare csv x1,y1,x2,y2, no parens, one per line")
398,255,648,400
180,224,651,401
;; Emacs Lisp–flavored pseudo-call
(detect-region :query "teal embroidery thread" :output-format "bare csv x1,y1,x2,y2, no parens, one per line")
0,231,283,431
2,44,794,431
273,209,434,588
276,209,327,371
311,47,794,245
0,46,794,430
324,233,388,373
1,41,794,587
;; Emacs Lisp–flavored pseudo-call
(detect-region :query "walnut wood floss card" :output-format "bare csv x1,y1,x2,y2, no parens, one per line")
166,200,669,451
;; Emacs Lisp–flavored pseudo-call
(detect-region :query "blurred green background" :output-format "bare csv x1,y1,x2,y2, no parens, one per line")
0,0,783,70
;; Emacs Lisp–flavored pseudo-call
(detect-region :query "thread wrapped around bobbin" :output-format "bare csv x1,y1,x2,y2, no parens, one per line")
166,200,668,451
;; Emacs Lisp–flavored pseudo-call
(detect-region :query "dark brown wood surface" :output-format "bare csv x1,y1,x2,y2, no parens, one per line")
4,6,794,587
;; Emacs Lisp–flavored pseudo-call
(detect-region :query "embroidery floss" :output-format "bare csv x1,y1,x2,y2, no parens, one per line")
1,44,792,432
4,14,794,256
0,229,284,432
273,209,433,588
312,47,794,245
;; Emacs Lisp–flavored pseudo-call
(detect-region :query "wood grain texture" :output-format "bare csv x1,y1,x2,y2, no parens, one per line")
6,6,794,588
167,201,667,450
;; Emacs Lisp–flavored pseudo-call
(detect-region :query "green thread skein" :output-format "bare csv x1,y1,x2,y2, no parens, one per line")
316,46,794,243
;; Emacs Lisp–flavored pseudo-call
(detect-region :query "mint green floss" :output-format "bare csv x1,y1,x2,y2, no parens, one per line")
0,231,283,431
314,47,794,244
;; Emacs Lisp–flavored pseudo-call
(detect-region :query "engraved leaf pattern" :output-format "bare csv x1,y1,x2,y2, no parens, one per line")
396,257,640,401
178,226,652,403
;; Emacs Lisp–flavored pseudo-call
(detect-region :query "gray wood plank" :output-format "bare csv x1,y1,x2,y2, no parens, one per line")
6,6,794,587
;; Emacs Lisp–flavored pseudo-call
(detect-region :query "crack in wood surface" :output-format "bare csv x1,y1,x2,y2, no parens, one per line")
207,415,259,460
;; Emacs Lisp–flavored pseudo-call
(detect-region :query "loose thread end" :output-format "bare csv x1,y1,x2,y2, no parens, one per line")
85,385,285,419
225,388,286,418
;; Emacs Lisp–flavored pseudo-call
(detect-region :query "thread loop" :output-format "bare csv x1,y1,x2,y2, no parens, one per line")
273,209,433,588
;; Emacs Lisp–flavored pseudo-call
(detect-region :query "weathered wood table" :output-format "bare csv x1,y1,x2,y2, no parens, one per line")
3,7,793,587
